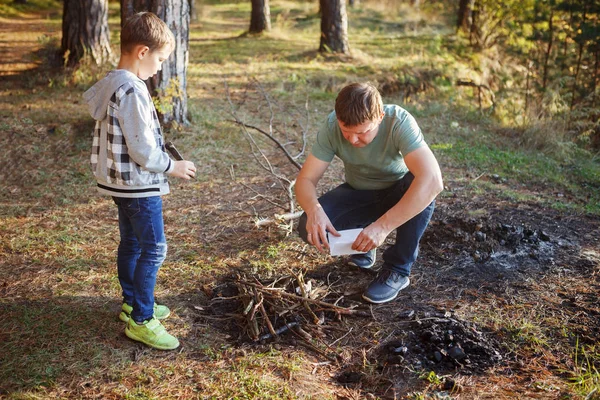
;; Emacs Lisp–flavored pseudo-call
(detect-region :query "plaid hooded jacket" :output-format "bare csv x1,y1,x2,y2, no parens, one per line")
83,70,174,198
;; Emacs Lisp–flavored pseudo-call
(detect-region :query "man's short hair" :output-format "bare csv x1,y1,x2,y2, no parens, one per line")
121,12,175,54
335,83,383,126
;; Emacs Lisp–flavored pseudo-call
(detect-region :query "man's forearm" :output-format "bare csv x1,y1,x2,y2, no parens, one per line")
295,178,321,214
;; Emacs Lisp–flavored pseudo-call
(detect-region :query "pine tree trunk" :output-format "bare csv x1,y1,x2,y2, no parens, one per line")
121,0,190,126
189,0,197,22
319,0,349,54
249,0,271,34
592,49,598,108
457,0,473,33
469,0,481,48
61,0,112,67
542,9,554,91
570,4,587,111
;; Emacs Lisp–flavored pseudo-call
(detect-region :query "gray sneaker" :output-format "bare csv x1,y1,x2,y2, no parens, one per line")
362,269,410,304
348,249,376,269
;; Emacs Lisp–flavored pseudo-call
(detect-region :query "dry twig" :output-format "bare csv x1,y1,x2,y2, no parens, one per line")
224,78,309,234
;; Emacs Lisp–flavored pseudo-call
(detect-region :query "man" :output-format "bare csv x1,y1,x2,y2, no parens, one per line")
295,82,443,304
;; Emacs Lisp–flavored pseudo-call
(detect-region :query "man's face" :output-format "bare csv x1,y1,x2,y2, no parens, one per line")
138,45,172,80
338,115,383,148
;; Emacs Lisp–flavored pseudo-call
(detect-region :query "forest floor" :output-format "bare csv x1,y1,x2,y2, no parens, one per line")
1,2,600,400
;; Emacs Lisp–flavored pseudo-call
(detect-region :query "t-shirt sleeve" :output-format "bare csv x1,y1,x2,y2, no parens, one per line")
310,117,336,162
393,111,425,155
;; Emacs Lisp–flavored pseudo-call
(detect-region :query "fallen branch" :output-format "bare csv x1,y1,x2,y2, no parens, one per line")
456,79,496,111
254,211,303,228
230,120,302,170
258,322,299,341
224,78,308,234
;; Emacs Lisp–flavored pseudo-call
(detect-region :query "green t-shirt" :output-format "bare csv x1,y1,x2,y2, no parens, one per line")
311,104,425,190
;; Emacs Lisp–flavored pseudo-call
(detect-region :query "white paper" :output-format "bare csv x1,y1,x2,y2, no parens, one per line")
327,228,367,256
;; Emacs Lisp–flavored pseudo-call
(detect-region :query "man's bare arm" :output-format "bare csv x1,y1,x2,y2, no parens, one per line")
295,154,340,252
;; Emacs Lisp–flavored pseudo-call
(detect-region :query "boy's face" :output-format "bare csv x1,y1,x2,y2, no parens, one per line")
137,45,172,80
338,113,384,148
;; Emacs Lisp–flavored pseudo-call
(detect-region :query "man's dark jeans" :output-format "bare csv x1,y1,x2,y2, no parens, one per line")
298,173,434,277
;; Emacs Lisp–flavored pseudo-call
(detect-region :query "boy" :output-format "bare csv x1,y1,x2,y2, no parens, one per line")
295,82,443,304
83,12,196,350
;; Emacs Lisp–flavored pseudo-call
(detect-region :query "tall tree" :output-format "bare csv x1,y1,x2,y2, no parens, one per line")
319,0,349,54
249,0,271,34
121,0,190,125
457,0,473,33
60,0,113,67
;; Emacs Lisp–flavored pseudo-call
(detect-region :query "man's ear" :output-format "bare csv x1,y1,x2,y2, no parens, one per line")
137,45,150,60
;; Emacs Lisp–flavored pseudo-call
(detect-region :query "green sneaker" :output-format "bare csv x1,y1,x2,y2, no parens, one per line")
119,302,171,323
125,317,180,350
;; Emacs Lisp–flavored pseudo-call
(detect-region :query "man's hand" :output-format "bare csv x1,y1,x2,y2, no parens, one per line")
352,222,390,252
305,204,340,253
168,160,196,180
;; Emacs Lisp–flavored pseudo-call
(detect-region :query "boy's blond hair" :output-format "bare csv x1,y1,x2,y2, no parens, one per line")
335,83,383,126
121,12,175,54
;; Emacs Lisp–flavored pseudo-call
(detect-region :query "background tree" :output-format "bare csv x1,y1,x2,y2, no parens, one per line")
319,0,349,54
457,0,473,33
60,0,112,67
121,0,190,126
249,0,271,34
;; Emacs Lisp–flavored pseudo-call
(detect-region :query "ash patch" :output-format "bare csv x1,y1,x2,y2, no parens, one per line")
421,213,570,288
378,311,504,375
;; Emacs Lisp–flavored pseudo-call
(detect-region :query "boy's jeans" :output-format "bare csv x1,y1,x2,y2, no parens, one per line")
113,196,167,322
298,173,434,277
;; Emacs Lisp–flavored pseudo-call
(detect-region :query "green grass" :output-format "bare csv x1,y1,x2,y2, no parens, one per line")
569,342,600,399
0,0,58,17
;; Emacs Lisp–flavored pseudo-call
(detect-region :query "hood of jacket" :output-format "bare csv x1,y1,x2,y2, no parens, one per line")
83,70,142,121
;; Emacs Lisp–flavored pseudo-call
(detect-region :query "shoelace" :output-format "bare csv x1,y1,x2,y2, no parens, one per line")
377,269,402,284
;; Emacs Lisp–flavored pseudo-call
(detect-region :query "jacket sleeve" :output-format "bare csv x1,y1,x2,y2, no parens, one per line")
117,85,172,173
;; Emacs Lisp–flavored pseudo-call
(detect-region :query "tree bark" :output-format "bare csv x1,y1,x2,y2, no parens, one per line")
570,2,587,111
189,0,197,22
61,0,112,67
249,0,271,34
542,9,554,91
121,0,190,125
469,0,481,48
319,0,349,54
457,0,473,33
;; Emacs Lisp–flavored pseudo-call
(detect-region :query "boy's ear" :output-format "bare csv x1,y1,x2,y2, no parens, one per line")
137,45,150,60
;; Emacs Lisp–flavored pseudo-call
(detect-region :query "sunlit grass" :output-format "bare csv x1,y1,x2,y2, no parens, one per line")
569,341,600,398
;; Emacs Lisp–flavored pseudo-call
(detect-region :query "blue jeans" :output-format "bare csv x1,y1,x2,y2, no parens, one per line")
298,173,434,277
113,196,167,322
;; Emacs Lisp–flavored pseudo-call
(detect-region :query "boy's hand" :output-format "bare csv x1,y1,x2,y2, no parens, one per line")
169,160,196,180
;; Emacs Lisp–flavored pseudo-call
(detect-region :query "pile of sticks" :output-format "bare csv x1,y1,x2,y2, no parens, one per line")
213,271,371,361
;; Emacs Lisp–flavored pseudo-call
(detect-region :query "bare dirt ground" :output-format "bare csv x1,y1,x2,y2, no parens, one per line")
1,11,600,400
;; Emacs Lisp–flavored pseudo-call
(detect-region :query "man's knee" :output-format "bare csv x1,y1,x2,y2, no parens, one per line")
297,212,309,243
